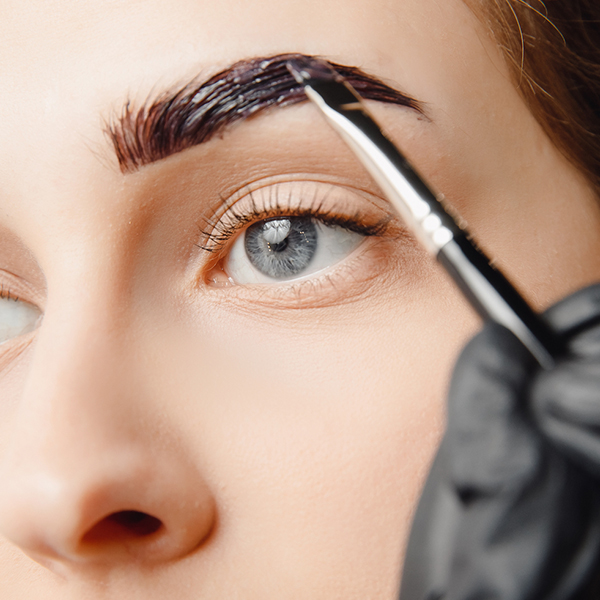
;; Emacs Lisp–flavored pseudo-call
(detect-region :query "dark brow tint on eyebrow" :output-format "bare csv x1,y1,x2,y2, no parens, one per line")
107,52,422,173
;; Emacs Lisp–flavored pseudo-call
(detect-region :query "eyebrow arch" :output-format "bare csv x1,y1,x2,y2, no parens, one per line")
107,52,423,174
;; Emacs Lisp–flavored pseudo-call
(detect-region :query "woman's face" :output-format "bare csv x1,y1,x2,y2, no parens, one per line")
1,0,600,598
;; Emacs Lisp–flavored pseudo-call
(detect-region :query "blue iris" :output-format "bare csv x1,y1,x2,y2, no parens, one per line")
244,217,318,279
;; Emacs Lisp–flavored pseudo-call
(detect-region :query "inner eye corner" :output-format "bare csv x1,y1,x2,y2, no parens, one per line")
0,296,43,348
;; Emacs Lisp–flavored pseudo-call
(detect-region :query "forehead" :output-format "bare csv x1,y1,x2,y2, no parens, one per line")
0,0,525,236
1,0,477,65
0,0,500,130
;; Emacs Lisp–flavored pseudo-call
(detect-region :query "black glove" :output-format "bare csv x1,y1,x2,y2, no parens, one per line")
399,284,600,600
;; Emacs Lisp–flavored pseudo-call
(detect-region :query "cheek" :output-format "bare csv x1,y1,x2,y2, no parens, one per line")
147,264,477,594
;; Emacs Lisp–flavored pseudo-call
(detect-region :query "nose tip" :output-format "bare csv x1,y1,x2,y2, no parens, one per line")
0,294,218,574
0,453,216,572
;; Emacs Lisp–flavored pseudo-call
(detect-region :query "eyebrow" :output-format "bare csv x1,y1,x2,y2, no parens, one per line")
107,53,422,173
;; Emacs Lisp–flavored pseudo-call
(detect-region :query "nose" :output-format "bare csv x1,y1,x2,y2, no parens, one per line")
0,303,216,573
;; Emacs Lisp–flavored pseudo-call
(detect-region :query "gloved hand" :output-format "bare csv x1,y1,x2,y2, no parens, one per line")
399,283,600,600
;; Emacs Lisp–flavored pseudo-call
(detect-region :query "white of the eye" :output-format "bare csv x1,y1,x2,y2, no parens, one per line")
225,221,364,284
0,297,40,345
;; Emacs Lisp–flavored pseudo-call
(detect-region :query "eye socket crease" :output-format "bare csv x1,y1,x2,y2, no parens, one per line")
106,52,424,174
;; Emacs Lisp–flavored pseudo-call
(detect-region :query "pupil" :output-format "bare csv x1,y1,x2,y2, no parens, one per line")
245,217,318,279
268,238,289,253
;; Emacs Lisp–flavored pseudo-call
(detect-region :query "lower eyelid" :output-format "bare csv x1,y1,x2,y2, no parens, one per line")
0,334,35,373
199,235,412,310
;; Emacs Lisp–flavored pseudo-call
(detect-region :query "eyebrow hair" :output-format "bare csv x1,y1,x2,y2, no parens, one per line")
107,52,422,173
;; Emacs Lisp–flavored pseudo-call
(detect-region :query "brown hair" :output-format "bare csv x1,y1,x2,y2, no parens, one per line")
466,1,600,194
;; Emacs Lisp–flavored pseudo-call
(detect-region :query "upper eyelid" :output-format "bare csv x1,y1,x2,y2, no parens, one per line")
206,176,395,228
216,173,389,209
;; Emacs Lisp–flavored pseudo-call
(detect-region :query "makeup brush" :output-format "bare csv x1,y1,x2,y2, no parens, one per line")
287,56,559,369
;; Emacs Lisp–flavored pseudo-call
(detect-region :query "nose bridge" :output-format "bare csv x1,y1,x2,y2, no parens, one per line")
19,270,135,448
5,180,168,472
0,265,216,570
4,282,142,531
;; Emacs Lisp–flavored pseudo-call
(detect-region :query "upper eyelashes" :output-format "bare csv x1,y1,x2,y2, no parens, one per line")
198,181,391,253
197,181,393,288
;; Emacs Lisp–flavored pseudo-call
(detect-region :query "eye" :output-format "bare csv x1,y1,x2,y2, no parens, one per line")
0,295,40,345
224,216,365,284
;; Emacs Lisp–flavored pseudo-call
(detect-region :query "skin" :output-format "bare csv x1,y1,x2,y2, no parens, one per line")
1,0,600,598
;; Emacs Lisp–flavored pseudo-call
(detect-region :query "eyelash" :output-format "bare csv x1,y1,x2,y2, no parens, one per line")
0,285,20,303
190,182,419,307
198,187,392,256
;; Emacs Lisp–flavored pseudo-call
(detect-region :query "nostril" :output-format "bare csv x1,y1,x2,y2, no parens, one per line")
107,511,162,536
82,510,163,545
